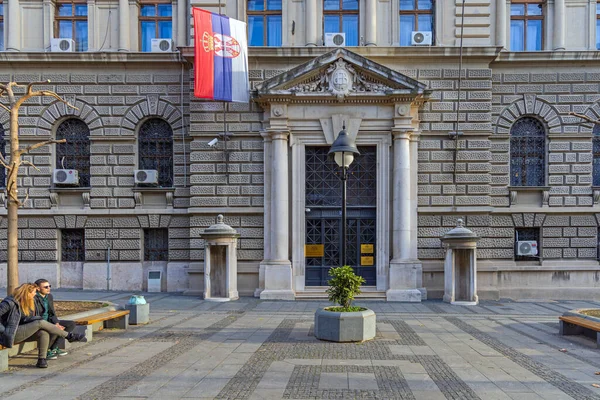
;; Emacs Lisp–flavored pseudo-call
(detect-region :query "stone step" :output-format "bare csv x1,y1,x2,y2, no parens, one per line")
296,287,386,300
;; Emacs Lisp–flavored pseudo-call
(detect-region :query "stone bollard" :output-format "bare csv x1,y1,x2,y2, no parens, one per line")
125,295,150,325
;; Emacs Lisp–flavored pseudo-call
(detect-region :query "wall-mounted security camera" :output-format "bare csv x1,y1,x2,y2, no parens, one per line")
208,138,218,147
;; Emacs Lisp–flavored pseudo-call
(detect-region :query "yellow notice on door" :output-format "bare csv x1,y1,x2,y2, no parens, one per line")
361,244,374,254
361,256,374,266
305,244,324,257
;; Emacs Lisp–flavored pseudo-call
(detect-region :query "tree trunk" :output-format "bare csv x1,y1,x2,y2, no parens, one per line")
6,108,19,295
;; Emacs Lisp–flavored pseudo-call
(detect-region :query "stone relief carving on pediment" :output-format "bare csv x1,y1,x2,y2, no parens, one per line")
286,58,394,101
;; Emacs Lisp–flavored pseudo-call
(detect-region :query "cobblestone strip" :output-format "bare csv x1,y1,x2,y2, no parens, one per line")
75,314,243,400
414,355,480,400
380,319,427,345
0,314,177,398
446,317,600,400
283,365,415,400
424,303,447,314
504,318,600,370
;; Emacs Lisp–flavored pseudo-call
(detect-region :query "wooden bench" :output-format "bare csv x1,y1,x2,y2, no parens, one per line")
61,310,130,343
559,316,600,348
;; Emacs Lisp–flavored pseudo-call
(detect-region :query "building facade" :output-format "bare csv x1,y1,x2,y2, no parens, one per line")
1,0,600,300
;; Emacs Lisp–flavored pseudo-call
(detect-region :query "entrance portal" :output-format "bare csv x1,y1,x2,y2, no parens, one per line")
304,146,377,286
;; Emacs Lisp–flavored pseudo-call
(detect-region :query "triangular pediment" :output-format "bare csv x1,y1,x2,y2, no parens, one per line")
255,48,429,102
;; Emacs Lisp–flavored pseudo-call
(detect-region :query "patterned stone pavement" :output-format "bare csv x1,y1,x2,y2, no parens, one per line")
1,290,600,399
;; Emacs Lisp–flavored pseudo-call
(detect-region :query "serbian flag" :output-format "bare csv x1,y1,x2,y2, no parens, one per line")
193,8,249,103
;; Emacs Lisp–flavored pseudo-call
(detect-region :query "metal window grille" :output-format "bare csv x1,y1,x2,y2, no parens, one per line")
56,118,90,187
138,118,173,187
61,229,85,262
515,228,539,262
144,228,168,261
593,125,600,186
510,117,546,187
0,128,5,188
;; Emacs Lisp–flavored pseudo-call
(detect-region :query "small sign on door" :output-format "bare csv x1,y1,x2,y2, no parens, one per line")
361,256,374,266
361,244,374,254
305,244,324,257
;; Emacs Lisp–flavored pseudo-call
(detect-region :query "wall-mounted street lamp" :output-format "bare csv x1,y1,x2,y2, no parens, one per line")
328,124,360,267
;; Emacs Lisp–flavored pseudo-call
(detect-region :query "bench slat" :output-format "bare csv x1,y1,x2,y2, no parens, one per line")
559,316,600,332
74,310,130,325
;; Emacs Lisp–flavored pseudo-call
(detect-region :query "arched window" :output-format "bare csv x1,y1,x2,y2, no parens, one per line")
0,125,5,188
138,118,173,187
56,118,90,187
593,124,600,186
510,116,546,187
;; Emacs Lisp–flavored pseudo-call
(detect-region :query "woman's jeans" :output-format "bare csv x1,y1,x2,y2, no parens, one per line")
13,320,69,358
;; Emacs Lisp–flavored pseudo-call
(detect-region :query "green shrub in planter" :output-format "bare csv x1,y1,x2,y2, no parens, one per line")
326,266,366,312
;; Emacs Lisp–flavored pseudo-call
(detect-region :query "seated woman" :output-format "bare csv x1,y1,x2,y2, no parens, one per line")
0,283,87,368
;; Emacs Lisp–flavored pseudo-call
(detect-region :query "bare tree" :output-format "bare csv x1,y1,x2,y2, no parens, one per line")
0,80,76,295
570,112,600,126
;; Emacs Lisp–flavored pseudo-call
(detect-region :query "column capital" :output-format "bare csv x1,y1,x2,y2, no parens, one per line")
392,129,411,140
409,130,421,142
268,130,290,141
260,130,272,141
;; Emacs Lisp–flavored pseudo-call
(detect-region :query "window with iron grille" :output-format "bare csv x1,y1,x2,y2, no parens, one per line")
248,0,282,46
0,0,4,51
0,127,5,188
61,229,85,262
399,0,433,46
594,124,600,186
323,0,359,46
138,118,173,187
515,228,539,261
55,0,88,51
56,118,90,187
139,1,172,52
144,228,168,261
510,1,543,51
510,116,546,187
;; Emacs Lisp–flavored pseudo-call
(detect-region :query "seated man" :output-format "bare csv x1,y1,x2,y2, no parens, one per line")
34,279,76,360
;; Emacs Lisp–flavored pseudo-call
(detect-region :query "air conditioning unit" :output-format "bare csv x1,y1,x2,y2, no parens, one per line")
135,169,159,185
411,31,432,46
53,169,79,185
324,32,346,47
151,38,174,52
51,38,75,52
517,241,538,256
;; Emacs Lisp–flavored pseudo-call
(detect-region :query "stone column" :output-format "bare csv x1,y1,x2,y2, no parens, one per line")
176,0,187,47
387,129,421,302
118,0,130,51
255,130,272,297
410,131,425,299
365,0,377,46
260,130,294,300
495,0,506,49
43,0,53,50
554,0,565,50
87,0,97,51
305,0,318,46
6,0,20,51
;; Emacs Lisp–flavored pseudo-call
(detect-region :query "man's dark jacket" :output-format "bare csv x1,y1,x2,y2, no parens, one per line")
0,297,22,348
34,293,59,324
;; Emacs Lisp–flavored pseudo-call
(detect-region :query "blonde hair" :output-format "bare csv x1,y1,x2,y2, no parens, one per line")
13,283,37,316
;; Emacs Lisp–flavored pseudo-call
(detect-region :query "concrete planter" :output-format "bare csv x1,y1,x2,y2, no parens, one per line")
314,307,376,342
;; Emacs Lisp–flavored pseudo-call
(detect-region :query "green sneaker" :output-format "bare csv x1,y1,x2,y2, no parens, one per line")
52,348,68,357
46,349,58,360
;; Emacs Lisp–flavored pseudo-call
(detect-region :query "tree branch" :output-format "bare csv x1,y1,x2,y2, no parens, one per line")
18,139,66,157
569,112,600,125
21,160,40,172
0,152,11,171
0,103,9,112
26,80,51,95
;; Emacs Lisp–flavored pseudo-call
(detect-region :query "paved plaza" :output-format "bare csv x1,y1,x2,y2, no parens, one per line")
1,291,600,399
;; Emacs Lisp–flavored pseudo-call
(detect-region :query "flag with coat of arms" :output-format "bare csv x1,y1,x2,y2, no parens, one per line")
193,8,250,103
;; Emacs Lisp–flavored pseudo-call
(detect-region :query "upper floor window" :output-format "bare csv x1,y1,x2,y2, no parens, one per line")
140,1,172,52
510,1,543,51
61,229,85,262
0,0,4,51
55,0,88,51
247,0,282,46
399,0,433,47
323,0,359,46
510,116,546,187
597,1,600,50
593,124,600,186
138,118,173,187
56,118,90,187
